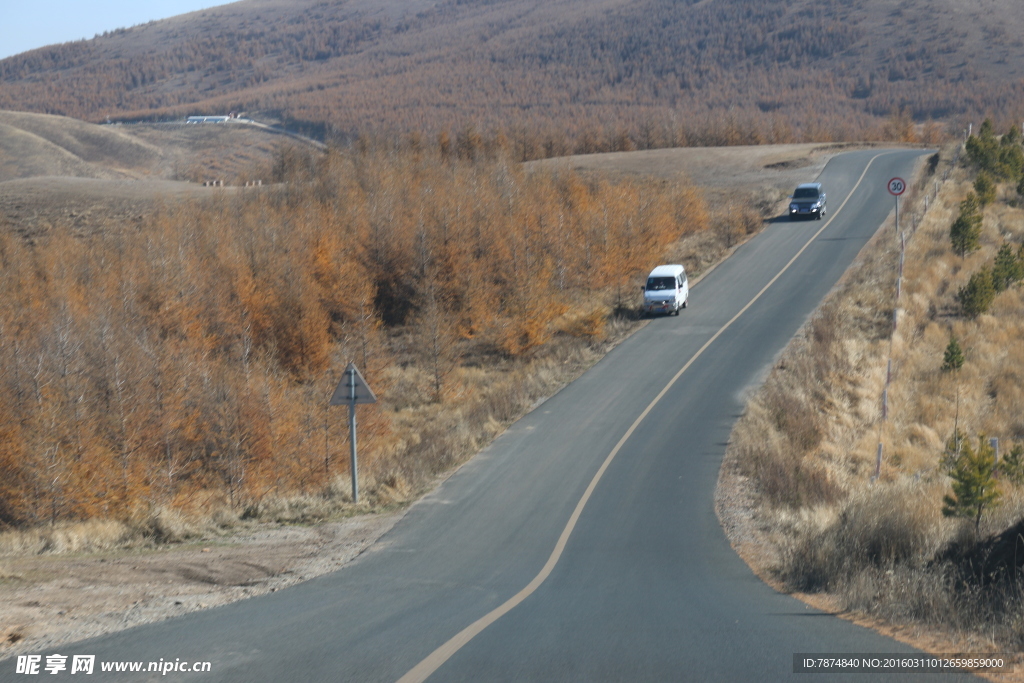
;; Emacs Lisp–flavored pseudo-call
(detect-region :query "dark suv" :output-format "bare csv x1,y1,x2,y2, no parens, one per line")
789,183,826,220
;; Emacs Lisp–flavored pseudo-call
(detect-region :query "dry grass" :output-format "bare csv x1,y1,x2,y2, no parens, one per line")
780,481,953,592
722,142,1024,650
0,489,388,557
0,520,134,556
0,507,222,556
801,485,1024,650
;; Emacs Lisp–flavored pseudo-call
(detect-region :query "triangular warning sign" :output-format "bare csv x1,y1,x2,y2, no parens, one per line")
330,362,377,405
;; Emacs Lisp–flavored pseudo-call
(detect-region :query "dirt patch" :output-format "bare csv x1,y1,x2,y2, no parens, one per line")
0,176,238,238
0,510,403,657
764,157,811,170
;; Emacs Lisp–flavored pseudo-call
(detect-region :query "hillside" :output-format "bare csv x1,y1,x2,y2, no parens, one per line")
0,110,163,181
1,0,1022,147
720,136,1024,655
0,110,315,235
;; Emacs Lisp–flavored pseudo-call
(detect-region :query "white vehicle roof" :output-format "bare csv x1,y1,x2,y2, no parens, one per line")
647,264,686,278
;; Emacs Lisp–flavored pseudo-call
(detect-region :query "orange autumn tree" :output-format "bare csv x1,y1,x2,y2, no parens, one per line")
0,144,707,527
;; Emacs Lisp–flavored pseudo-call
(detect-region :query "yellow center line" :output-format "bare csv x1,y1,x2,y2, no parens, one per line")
397,151,890,683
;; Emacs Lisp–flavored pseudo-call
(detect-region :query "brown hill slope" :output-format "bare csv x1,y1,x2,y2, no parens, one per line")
0,111,163,173
1,0,1022,143
0,110,315,235
0,110,306,184
0,111,163,181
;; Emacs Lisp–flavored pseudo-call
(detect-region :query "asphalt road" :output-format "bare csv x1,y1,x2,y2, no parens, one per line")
2,148,976,683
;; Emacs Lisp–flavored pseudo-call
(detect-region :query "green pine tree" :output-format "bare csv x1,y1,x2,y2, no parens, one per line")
941,336,964,371
1000,145,1024,179
957,267,995,318
942,435,1001,535
950,193,983,257
1004,124,1022,147
974,172,996,206
966,120,1000,174
965,120,1023,178
999,443,1024,486
992,243,1024,292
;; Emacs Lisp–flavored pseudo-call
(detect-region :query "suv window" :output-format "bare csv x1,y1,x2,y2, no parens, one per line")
793,187,820,199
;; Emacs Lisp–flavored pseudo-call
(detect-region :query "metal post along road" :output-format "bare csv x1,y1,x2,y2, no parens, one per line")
329,363,377,504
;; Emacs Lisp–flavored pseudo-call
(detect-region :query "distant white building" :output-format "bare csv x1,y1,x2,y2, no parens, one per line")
186,115,231,124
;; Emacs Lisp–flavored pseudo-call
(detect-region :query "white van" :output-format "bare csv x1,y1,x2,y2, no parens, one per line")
640,264,688,316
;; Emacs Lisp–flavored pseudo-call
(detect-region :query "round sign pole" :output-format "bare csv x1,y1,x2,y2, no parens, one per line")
888,177,906,236
329,362,378,505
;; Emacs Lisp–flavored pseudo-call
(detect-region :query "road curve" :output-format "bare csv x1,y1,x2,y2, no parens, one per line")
2,149,975,683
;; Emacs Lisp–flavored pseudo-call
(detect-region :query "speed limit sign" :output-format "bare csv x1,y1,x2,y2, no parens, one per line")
888,177,907,196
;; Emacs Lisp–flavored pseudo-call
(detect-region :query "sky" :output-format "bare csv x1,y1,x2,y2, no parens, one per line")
0,0,234,60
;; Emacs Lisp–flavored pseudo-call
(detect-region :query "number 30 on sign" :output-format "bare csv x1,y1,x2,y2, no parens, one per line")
888,177,906,196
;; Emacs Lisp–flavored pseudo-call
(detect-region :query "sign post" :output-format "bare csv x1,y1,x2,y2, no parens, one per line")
888,177,906,234
330,362,377,504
